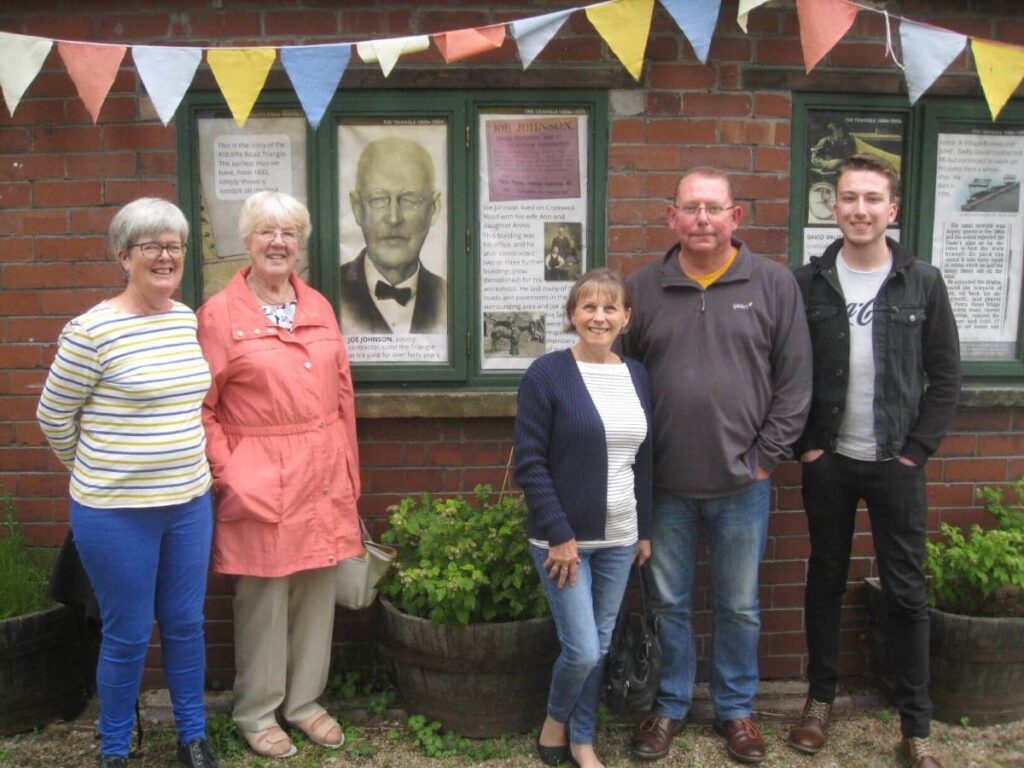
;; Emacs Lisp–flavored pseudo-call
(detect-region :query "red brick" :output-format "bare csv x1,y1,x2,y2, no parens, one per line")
683,93,751,117
647,119,717,144
368,468,444,494
0,153,63,181
139,151,176,177
39,289,111,315
754,93,791,118
358,418,443,442
754,146,789,172
0,128,32,153
3,262,76,289
950,408,1011,431
358,442,404,466
756,38,804,67
2,98,64,127
934,433,976,457
9,369,46,393
34,180,103,208
721,119,778,146
34,126,103,152
943,457,1010,482
4,317,67,343
759,655,804,679
37,236,109,262
775,486,803,511
0,238,33,262
104,179,176,205
68,95,137,125
65,153,137,178
337,10,413,37
719,63,741,90
104,125,175,151
607,226,646,254
70,207,117,233
646,35,681,63
611,118,645,144
647,63,718,89
926,483,976,508
680,145,751,170
73,261,123,288
608,199,664,226
97,13,174,40
732,173,789,200
977,433,1024,456
768,630,807,654
709,37,753,63
265,10,340,37
608,173,644,199
609,145,682,172
189,12,262,38
827,42,885,69
0,182,31,207
753,200,788,226
741,229,787,256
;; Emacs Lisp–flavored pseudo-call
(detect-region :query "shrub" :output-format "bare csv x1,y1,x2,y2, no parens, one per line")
926,479,1024,617
0,486,55,619
378,485,548,626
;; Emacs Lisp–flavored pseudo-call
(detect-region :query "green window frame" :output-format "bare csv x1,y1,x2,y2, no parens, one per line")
177,90,608,388
789,93,1024,377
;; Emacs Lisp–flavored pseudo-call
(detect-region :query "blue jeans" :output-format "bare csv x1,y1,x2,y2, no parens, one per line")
71,491,213,757
530,542,634,744
648,482,769,722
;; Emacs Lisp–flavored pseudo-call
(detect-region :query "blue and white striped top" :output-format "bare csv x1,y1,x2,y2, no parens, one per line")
37,301,212,509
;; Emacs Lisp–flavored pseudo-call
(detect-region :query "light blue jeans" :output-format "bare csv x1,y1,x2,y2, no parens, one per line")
71,491,213,757
648,481,769,722
530,542,634,744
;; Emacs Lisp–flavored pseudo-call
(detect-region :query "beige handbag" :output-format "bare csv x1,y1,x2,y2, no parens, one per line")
335,517,396,610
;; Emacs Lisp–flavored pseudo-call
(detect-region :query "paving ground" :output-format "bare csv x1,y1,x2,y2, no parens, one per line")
1,681,1022,767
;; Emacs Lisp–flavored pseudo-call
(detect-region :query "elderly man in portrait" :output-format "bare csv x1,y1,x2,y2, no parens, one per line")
341,136,447,335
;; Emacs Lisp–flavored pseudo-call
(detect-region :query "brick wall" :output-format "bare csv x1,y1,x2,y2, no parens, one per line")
1,0,1022,690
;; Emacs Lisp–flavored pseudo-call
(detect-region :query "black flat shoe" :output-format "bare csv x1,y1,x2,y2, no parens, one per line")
535,734,570,766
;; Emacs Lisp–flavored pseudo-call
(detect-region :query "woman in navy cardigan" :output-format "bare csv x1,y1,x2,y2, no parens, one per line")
515,268,653,768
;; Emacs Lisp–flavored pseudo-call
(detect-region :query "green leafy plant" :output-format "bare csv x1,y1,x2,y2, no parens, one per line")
378,485,548,626
405,714,516,761
0,485,54,620
925,481,1024,617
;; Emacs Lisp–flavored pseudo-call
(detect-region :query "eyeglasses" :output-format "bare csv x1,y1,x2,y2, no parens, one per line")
255,228,300,243
673,203,736,218
130,242,186,258
362,192,429,212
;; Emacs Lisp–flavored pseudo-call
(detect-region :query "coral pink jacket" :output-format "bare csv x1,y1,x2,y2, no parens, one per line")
197,268,361,578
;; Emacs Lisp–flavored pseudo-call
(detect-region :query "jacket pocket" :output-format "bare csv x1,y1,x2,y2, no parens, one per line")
216,437,283,523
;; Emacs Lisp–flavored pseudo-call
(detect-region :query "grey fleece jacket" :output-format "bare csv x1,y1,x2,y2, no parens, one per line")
620,239,812,498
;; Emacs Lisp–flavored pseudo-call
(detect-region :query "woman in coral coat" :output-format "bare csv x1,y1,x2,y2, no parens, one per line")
197,191,361,759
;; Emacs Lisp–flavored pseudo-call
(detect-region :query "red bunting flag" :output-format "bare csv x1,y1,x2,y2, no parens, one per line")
796,0,859,74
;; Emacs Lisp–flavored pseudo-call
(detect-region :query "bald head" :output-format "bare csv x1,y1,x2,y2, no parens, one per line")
350,137,441,284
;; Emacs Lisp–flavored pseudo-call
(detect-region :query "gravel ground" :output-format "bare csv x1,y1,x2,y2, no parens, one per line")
1,683,1021,767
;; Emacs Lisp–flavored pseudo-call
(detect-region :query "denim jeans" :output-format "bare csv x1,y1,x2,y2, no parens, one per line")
802,452,931,737
648,481,769,722
71,491,213,757
530,542,634,744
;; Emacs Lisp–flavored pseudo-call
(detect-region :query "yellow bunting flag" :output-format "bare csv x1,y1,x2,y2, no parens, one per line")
57,41,126,123
972,38,1024,121
586,0,655,82
206,48,276,127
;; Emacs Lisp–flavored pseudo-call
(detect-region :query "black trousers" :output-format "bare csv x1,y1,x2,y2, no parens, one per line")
801,451,932,737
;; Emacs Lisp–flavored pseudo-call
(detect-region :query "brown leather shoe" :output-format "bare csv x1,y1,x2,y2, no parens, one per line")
787,698,831,754
900,736,943,768
630,714,685,761
714,718,766,764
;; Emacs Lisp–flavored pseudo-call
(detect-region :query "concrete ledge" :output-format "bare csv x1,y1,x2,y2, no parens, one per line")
353,382,1024,420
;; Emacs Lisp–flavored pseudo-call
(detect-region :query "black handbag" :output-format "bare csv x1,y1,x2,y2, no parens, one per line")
605,562,662,714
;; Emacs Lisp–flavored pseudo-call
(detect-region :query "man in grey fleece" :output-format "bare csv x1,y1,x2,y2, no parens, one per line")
621,167,812,765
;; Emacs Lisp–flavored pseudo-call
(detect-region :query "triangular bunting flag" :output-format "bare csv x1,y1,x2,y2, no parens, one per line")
132,46,201,126
899,21,966,105
434,26,505,65
57,41,126,123
356,35,430,78
0,32,52,117
510,8,575,69
737,0,771,34
972,38,1024,121
281,44,351,129
206,48,276,127
796,0,858,73
659,0,721,65
586,0,656,82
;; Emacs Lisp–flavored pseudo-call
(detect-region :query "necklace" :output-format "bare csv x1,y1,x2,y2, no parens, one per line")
247,272,295,305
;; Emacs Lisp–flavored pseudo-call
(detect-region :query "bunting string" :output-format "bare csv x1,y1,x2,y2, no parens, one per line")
0,0,1021,126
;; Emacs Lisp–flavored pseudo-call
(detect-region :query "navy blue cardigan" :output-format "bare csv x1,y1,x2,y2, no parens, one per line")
513,348,653,546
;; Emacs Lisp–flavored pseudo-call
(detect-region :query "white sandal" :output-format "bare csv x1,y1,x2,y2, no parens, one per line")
295,711,344,749
241,724,298,759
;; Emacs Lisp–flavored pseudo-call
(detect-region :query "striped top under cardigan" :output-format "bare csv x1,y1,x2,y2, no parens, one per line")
37,301,212,509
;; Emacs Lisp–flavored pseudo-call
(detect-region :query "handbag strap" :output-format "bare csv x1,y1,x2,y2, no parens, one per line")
358,516,373,544
498,446,514,502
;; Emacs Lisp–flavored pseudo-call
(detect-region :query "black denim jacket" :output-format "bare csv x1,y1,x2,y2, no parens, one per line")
793,237,961,465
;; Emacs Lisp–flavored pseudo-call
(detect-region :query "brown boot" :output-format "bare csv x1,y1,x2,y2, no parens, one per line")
630,714,685,761
713,718,766,764
787,698,831,754
900,736,943,768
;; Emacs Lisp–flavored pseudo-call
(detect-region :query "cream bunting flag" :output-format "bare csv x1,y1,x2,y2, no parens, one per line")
0,32,52,117
57,41,127,123
972,38,1024,121
586,0,656,82
737,0,771,34
132,46,202,126
356,35,430,78
206,48,276,127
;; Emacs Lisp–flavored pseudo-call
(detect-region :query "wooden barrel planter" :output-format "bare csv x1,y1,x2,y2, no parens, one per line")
379,598,559,737
864,577,1024,725
0,604,97,736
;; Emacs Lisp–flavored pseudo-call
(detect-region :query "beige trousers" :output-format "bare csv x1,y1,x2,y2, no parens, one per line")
231,566,336,732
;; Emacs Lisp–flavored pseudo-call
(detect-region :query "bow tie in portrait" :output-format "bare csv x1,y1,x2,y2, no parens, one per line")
374,281,413,306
